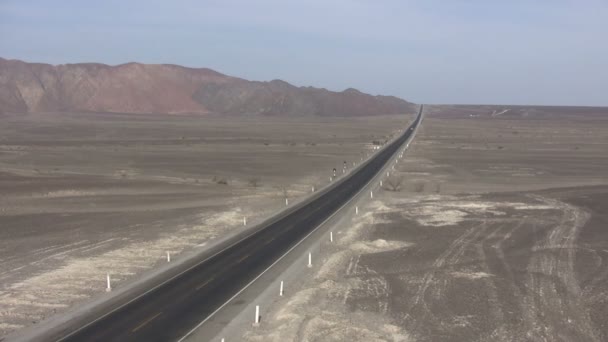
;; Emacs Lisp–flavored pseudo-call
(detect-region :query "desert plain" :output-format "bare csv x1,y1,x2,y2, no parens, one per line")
239,105,608,342
1,105,608,342
0,111,410,337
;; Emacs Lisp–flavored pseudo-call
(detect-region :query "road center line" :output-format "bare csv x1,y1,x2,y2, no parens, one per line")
131,312,162,333
196,276,217,290
236,254,250,264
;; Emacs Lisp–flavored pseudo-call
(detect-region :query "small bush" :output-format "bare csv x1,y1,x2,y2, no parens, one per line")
212,175,229,185
385,175,404,191
248,177,261,188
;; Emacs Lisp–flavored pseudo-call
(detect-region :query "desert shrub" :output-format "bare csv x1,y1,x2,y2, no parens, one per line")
385,175,404,191
212,175,229,185
248,177,261,188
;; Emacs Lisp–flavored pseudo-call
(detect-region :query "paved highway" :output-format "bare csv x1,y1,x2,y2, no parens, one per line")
50,106,423,342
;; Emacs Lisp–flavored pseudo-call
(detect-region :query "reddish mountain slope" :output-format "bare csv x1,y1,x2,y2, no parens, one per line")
0,58,415,116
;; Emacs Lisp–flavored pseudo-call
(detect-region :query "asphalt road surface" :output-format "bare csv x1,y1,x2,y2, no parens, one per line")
52,106,423,342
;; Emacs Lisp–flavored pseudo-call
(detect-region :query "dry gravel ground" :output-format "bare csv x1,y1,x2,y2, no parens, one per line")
239,107,608,342
0,111,411,337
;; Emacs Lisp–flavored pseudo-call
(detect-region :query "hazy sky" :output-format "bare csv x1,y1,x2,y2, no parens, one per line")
1,0,607,106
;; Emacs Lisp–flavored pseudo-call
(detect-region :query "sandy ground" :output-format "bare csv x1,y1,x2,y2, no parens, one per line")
238,107,608,341
0,111,412,337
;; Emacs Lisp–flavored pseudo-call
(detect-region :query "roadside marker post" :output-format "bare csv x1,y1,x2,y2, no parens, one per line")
243,217,247,226
370,190,373,199
167,252,171,262
285,198,289,206
355,206,359,214
330,231,333,242
280,281,284,296
380,180,383,187
312,186,315,192
254,305,260,326
106,273,112,292
308,252,312,267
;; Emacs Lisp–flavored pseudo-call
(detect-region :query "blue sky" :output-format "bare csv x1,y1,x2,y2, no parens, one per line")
1,0,607,106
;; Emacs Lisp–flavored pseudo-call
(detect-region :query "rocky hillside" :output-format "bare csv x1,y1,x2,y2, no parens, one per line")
0,58,416,116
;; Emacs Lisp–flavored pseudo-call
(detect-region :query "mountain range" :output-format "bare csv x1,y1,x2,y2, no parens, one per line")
0,58,415,116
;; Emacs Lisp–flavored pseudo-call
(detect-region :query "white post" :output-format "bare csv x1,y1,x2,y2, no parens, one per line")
370,190,373,199
387,171,390,177
312,186,315,192
243,217,247,226
280,280,284,296
355,206,359,214
167,251,171,262
308,252,312,267
254,305,260,326
106,273,112,292
285,198,289,206
380,180,383,187
330,176,333,182
221,339,225,342
330,231,333,242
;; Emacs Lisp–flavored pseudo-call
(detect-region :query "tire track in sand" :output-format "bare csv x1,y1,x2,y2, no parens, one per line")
522,196,599,341
408,220,488,331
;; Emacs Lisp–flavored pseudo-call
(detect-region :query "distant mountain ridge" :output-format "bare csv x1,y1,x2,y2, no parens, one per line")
0,58,416,116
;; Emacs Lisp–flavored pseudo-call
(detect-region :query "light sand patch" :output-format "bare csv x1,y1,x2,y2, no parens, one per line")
41,190,98,198
301,315,411,342
350,239,411,253
367,200,396,213
419,194,455,202
512,203,556,210
401,196,559,227
0,207,246,332
246,283,411,342
340,200,401,245
0,323,24,331
340,212,375,245
409,206,469,226
451,271,493,280
275,288,319,322
316,251,351,280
